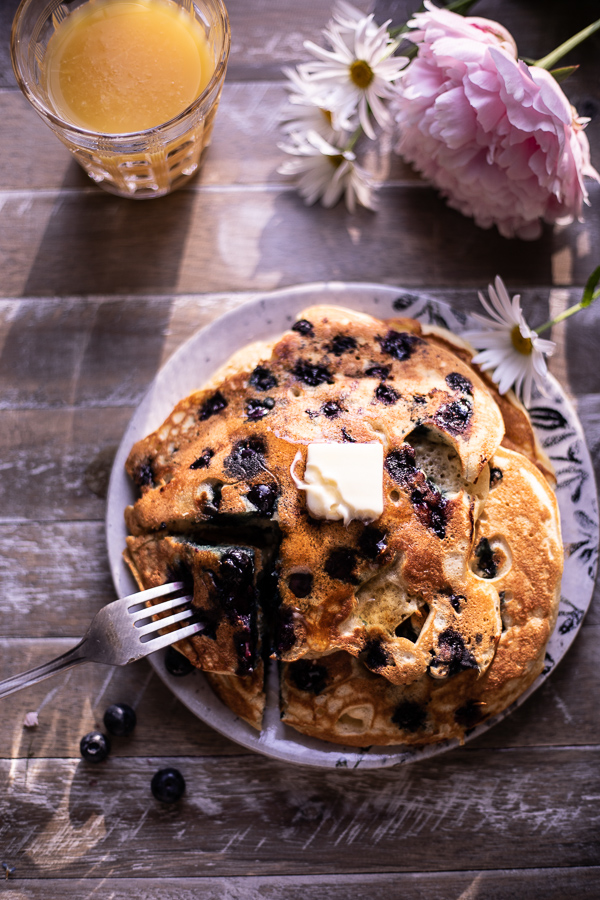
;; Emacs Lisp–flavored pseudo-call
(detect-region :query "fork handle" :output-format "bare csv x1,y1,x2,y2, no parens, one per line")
0,640,89,700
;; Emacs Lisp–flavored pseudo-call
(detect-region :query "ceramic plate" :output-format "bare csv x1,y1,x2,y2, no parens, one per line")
106,283,598,768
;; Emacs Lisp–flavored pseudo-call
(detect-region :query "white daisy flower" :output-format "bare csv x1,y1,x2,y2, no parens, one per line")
330,1,381,41
281,67,349,142
278,129,375,212
464,276,556,407
300,15,408,139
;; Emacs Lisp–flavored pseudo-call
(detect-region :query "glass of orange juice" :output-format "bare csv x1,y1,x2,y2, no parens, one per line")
11,0,230,198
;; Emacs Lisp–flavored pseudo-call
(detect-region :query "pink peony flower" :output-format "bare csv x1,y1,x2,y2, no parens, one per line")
392,1,599,239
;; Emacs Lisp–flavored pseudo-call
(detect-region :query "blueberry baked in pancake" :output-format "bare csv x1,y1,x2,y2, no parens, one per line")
124,305,563,746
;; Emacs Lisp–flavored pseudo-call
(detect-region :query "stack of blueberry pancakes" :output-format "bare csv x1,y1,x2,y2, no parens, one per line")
124,306,563,746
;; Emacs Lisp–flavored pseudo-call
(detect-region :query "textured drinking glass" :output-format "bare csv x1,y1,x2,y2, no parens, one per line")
11,0,230,198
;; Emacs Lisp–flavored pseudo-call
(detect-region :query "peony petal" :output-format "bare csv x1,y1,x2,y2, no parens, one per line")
464,83,505,133
467,67,499,92
431,36,488,66
431,86,478,148
488,47,528,103
391,8,599,239
529,66,572,125
401,59,446,100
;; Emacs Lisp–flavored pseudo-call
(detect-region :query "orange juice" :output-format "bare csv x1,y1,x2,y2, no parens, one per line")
44,0,215,133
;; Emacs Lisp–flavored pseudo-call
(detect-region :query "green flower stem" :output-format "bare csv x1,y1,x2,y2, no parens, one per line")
443,0,481,15
536,266,600,334
535,19,600,70
535,296,599,333
344,126,363,153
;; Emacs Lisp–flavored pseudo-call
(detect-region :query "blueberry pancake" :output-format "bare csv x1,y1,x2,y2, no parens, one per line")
203,667,266,732
124,535,262,677
125,306,505,676
421,322,555,483
124,305,562,743
280,445,562,746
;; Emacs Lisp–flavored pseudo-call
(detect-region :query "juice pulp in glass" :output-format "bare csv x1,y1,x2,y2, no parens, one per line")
44,0,215,134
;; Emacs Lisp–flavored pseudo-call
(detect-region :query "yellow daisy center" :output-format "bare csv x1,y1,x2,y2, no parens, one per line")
511,324,533,355
350,59,374,89
321,109,333,126
327,154,344,169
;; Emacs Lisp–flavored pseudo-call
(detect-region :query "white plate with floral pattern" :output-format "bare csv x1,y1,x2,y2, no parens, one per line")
106,283,598,768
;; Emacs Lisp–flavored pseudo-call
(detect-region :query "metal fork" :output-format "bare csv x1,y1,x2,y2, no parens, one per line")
0,582,202,700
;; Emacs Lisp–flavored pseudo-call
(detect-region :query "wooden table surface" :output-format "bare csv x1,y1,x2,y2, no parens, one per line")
1,1,600,896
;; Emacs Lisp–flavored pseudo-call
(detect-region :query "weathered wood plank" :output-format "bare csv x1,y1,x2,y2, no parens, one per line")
0,523,116,634
3,869,600,900
2,288,599,413
0,1,31,89
4,0,600,108
578,394,600,499
0,641,241,760
2,288,599,416
0,85,418,192
0,289,557,409
1,64,597,199
0,407,131,522
2,749,600,877
3,185,600,299
0,294,245,409
0,399,597,631
1,627,598,759
0,393,595,529
225,0,373,80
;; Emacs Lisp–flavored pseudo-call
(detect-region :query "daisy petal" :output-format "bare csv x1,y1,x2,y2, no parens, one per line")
468,275,554,405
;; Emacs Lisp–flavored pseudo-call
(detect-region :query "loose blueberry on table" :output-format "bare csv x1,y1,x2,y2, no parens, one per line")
80,731,111,763
151,767,186,803
103,703,137,736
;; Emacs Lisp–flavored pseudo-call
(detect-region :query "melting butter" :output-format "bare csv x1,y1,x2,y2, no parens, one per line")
291,442,383,525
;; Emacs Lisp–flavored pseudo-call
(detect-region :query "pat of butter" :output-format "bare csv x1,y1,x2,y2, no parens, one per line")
292,442,383,524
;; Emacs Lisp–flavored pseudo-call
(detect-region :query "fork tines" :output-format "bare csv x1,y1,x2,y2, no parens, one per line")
124,582,203,648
